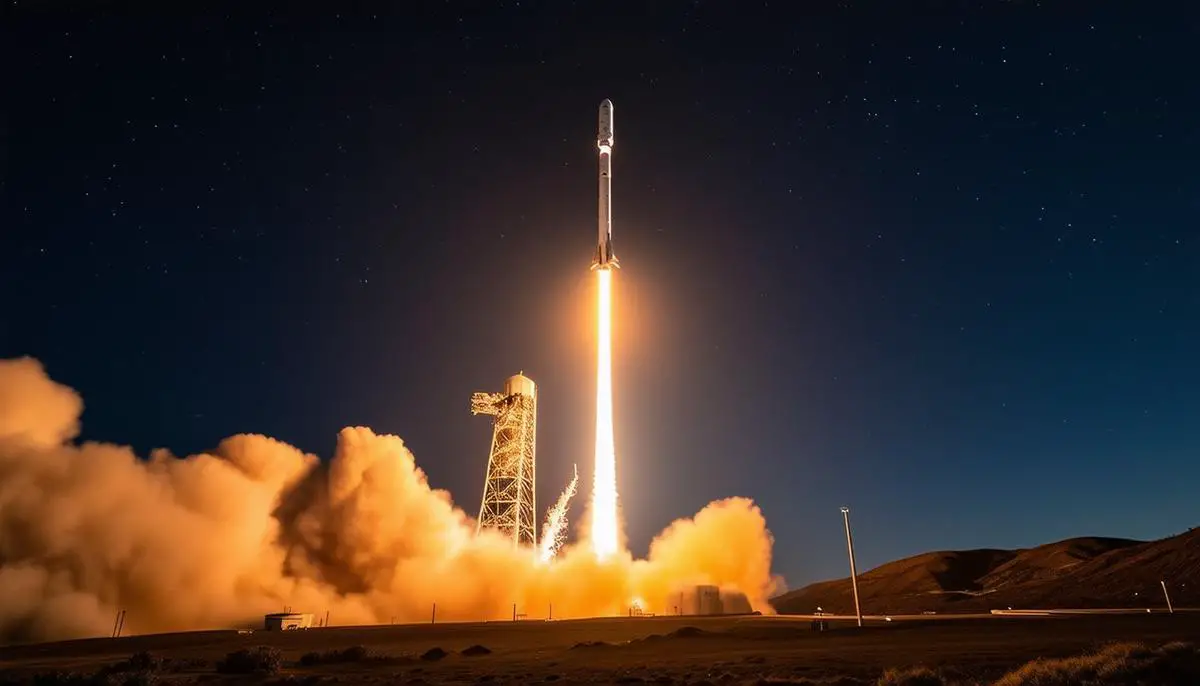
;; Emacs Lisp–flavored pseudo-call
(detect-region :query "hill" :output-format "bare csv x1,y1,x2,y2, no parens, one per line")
772,528,1200,615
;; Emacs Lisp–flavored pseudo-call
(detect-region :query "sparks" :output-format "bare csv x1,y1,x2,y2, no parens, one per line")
538,464,579,563
591,267,620,560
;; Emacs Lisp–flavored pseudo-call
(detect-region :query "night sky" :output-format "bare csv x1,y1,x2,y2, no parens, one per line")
5,3,1199,588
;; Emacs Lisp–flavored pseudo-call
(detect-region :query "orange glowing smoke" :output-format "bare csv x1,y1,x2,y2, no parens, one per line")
0,356,782,643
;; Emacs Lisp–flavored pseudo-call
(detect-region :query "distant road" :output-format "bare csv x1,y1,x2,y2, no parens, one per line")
773,608,1198,622
775,613,993,621
988,608,1199,616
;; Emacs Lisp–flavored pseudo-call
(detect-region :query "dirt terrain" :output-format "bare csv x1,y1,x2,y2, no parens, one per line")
772,528,1200,615
1,613,1198,684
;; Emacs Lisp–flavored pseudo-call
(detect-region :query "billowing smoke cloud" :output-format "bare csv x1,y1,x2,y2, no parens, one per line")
0,357,782,643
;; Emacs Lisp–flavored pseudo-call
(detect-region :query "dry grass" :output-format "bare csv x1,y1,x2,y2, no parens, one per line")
992,640,1200,685
745,678,870,685
0,642,1197,686
298,644,371,665
215,645,283,674
876,666,946,685
871,640,1200,685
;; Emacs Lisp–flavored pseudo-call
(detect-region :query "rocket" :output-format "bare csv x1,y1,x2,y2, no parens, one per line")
591,99,619,270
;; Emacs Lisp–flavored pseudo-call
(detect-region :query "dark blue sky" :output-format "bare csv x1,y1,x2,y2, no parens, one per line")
4,3,1198,588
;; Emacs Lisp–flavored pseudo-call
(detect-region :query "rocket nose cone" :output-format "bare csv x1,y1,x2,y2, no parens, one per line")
600,99,613,111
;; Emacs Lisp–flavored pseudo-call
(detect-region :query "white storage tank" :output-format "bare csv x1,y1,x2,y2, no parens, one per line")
505,373,536,399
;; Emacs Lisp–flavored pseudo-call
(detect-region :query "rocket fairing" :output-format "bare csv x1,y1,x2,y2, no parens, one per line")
592,99,619,270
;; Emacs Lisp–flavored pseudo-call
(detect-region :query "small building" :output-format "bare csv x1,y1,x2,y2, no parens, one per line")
264,612,313,631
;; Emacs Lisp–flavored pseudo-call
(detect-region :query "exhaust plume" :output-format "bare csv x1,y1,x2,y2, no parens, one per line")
538,464,579,563
0,357,782,643
591,267,620,559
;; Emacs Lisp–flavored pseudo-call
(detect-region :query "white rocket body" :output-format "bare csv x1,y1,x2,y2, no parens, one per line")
592,99,619,270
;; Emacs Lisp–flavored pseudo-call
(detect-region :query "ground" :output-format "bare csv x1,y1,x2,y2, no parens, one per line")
1,614,1198,684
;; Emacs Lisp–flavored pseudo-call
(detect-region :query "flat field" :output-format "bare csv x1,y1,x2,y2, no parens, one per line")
1,613,1198,684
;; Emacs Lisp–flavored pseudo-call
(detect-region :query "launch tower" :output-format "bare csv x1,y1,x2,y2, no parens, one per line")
472,373,538,546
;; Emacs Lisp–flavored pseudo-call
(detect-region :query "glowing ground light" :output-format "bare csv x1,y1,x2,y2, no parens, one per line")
591,267,619,560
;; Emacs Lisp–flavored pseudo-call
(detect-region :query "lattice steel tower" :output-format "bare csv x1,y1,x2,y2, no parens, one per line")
472,373,537,546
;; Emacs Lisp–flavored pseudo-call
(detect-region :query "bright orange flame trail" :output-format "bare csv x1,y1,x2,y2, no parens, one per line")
591,267,619,560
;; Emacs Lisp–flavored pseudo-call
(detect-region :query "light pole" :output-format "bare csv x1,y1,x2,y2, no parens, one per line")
841,506,863,627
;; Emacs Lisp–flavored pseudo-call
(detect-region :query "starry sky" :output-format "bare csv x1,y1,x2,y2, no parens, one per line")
5,3,1199,588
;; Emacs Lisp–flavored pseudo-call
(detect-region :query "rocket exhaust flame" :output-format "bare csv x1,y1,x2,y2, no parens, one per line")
591,267,620,560
538,464,579,563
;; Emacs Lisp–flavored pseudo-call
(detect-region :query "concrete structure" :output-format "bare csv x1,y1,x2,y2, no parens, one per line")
472,373,538,546
720,590,753,614
264,612,313,631
696,585,724,615
670,585,747,615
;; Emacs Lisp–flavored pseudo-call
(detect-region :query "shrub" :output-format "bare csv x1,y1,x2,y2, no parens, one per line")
216,646,283,675
29,673,92,686
120,653,162,674
297,645,370,666
876,667,944,686
419,647,448,662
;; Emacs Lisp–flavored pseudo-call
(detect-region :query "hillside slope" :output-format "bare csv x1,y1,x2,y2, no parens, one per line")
772,529,1199,614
